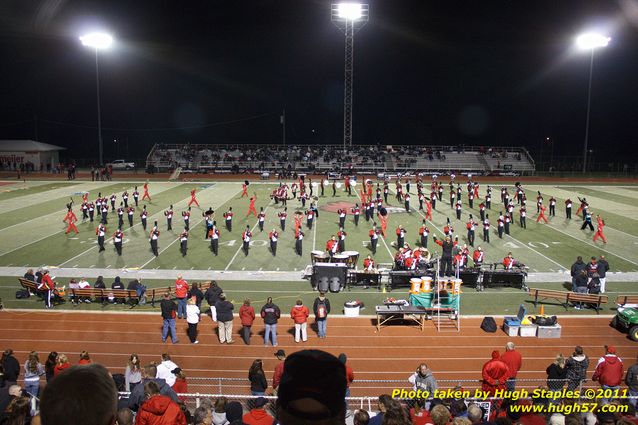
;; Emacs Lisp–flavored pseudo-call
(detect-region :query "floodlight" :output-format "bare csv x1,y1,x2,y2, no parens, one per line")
337,3,363,20
576,33,610,50
80,32,113,50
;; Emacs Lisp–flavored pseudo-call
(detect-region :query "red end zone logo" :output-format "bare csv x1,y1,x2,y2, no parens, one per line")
320,201,406,214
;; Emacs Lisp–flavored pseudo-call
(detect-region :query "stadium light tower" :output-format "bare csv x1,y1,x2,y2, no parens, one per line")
80,32,113,166
575,32,610,173
331,3,369,150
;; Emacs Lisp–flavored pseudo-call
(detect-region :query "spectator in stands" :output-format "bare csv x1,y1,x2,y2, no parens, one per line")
127,278,146,304
290,299,309,343
171,368,188,402
466,403,485,424
240,299,256,345
546,354,567,395
215,293,235,344
338,354,355,399
570,256,586,292
408,363,437,395
242,397,272,425
224,400,243,424
78,351,92,365
23,269,35,282
1,349,19,385
205,281,223,321
261,297,281,347
248,359,268,396
193,406,213,425
481,351,510,395
135,380,187,425
160,293,178,344
22,351,44,397
368,394,393,425
94,276,106,303
565,346,589,391
592,345,624,399
500,342,522,390
1,396,31,425
382,399,411,425
128,363,178,412
53,353,70,377
111,276,126,304
429,405,452,425
186,297,201,344
626,355,638,408
354,409,370,425
40,364,118,425
210,397,228,425
125,354,142,392
272,350,286,394
44,352,57,383
116,408,134,425
156,353,179,387
188,282,204,308
277,350,347,425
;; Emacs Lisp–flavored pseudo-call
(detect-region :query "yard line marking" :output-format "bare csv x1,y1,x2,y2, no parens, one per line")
546,223,638,266
354,190,394,261
504,233,566,270
224,199,274,271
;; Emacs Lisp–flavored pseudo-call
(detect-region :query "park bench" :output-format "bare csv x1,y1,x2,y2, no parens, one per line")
528,288,608,314
616,295,638,308
18,278,40,294
69,288,139,307
148,281,212,306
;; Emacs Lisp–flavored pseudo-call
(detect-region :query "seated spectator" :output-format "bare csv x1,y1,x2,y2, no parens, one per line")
94,276,107,303
111,276,126,304
136,381,186,425
23,351,44,397
224,400,244,425
430,404,452,425
116,408,134,425
78,351,92,365
40,364,118,425
53,354,70,377
171,368,188,402
1,395,31,425
23,269,35,283
0,385,23,421
125,354,142,393
193,406,213,425
127,278,146,304
78,277,92,303
354,409,370,425
68,278,80,304
128,363,178,412
242,397,272,425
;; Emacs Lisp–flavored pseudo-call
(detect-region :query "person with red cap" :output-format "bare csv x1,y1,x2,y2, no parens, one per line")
592,345,624,401
481,350,510,395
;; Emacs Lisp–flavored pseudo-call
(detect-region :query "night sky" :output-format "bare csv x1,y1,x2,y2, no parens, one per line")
1,0,638,163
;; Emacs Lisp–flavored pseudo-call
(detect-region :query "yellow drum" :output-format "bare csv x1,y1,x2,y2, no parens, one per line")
421,277,433,292
410,278,422,294
453,279,463,294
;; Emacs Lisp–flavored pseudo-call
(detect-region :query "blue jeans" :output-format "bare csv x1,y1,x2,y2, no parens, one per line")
162,318,177,343
601,385,620,404
628,389,638,408
506,378,516,391
264,323,278,346
24,381,40,397
177,298,186,319
317,319,327,337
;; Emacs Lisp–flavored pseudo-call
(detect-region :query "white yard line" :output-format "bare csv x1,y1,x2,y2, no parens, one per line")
354,190,394,261
224,200,274,271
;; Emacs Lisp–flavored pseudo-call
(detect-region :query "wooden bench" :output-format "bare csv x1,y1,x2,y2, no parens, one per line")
18,278,40,294
148,281,212,307
529,288,608,314
616,295,638,308
69,288,139,307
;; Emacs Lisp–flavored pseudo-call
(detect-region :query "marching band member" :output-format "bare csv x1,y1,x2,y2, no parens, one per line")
246,193,258,217
338,208,347,228
497,213,505,239
242,225,252,256
64,207,79,235
466,215,476,247
140,205,148,231
258,207,266,232
337,227,347,252
473,246,485,267
295,228,304,256
396,225,406,249
117,203,125,229
369,225,380,255
326,236,338,258
593,214,607,243
182,207,191,231
223,207,234,232
404,193,411,213
351,203,361,226
164,205,174,230
149,221,160,256
127,205,135,227
122,190,129,208
133,186,139,206
549,196,557,217
110,194,117,211
565,198,572,219
96,222,106,252
483,214,491,243
210,221,220,255
363,255,375,272
503,252,515,270
269,228,279,256
179,228,189,256
278,207,288,231
305,208,314,229
142,182,151,201
113,227,124,256
419,219,430,248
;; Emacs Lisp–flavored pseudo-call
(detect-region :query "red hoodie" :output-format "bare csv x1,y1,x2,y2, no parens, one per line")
500,350,523,378
239,305,256,326
290,305,309,324
242,409,273,425
593,355,624,387
482,351,510,394
135,395,186,425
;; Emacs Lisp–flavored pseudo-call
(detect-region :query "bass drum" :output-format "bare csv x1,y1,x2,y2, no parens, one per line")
329,277,342,293
317,277,330,293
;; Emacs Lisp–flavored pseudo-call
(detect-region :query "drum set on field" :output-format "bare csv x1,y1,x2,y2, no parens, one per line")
311,250,360,269
408,276,462,295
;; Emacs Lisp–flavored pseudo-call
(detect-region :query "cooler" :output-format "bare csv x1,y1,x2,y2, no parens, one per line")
537,324,562,338
504,304,526,327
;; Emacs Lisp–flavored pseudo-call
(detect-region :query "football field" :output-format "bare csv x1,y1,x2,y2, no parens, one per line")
0,178,637,315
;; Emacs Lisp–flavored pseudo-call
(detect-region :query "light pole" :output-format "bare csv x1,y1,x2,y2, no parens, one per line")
80,32,113,166
331,3,369,151
576,32,610,173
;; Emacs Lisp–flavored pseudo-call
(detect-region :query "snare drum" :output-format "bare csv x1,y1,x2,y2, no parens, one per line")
410,278,422,294
342,251,359,269
311,250,329,264
421,276,433,292
332,254,348,265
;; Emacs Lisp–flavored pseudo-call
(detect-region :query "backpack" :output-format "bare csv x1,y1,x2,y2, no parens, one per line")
15,289,30,299
317,302,327,319
480,317,497,333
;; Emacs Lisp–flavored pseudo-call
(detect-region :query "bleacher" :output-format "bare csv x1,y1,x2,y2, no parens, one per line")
146,143,535,176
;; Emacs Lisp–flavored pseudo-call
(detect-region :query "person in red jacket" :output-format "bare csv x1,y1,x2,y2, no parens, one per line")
171,369,188,402
338,353,355,398
592,345,624,398
500,342,523,390
482,350,510,395
174,275,189,320
38,269,56,309
290,299,309,343
135,380,186,425
272,350,286,394
239,299,256,345
242,397,273,425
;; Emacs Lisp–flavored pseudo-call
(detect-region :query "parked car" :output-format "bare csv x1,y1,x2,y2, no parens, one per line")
107,159,135,170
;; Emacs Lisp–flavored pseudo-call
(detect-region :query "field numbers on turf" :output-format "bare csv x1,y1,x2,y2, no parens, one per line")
218,239,267,247
219,240,237,247
527,241,549,249
503,242,519,249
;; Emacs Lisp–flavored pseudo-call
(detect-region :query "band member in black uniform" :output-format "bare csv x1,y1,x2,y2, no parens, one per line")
269,228,279,256
164,205,173,231
113,228,124,256
140,205,148,231
210,221,220,255
96,223,106,252
179,228,189,256
295,229,304,256
150,221,160,256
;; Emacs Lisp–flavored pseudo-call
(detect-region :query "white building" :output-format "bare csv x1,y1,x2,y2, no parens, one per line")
0,140,65,171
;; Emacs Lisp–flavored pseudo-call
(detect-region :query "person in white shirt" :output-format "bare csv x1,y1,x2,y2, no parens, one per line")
156,353,179,387
186,297,200,344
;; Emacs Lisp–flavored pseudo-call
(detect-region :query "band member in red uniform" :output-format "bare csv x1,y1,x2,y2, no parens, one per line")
466,215,476,247
179,228,189,256
425,197,433,220
593,214,607,243
113,228,124,256
337,227,347,252
305,208,314,229
246,193,258,217
326,236,338,258
278,207,287,231
182,207,191,231
378,210,388,237
337,208,347,228
188,188,200,207
164,205,173,230
269,228,279,256
503,252,515,270
241,181,249,197
293,211,303,232
472,246,484,267
295,228,304,256
351,203,361,226
258,207,266,232
536,205,548,223
576,197,587,217
64,207,79,234
96,222,106,252
363,255,375,271
419,219,430,248
369,225,380,254
242,225,252,255
223,207,233,231
38,269,55,308
142,182,151,201
565,198,572,219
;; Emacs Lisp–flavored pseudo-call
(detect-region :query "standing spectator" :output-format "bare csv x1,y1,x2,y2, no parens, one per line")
215,293,235,344
481,351,510,396
598,255,610,293
205,281,223,321
175,275,189,320
272,350,286,394
573,269,589,309
160,293,178,344
240,299,256,345
242,397,272,425
592,345,624,397
290,299,309,343
248,360,268,396
156,353,179,387
23,351,44,397
261,297,281,347
546,354,567,394
171,369,188,402
570,256,586,292
128,364,178,412
54,354,71,377
186,297,201,344
313,292,331,339
188,282,204,308
44,351,58,383
338,353,355,398
135,381,186,425
1,349,19,384
625,355,638,408
565,346,589,392
125,354,142,393
408,363,437,395
500,342,522,390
